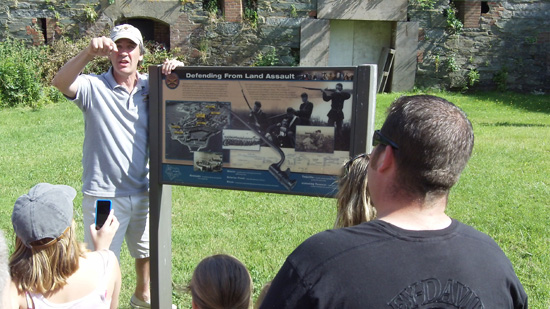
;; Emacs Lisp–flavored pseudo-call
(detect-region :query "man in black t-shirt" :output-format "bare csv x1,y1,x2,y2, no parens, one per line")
260,95,527,308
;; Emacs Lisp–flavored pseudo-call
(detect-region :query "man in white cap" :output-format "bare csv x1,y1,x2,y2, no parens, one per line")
52,24,182,308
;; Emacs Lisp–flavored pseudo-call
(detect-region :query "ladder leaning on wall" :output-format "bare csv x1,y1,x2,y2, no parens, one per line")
377,47,395,93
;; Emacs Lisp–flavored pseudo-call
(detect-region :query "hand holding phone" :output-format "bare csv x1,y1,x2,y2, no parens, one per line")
95,199,112,230
90,206,119,251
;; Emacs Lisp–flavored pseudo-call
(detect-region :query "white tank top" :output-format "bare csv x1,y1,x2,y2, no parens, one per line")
25,250,115,309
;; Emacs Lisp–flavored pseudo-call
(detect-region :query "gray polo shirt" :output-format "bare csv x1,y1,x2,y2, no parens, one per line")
73,68,149,197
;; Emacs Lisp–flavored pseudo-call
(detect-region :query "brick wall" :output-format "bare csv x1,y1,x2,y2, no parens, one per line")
457,1,481,28
224,0,242,22
170,13,199,55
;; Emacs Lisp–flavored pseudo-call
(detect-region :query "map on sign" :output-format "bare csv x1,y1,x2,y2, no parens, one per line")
166,101,231,153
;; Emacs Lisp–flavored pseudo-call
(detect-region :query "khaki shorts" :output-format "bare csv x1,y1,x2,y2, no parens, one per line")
82,192,150,259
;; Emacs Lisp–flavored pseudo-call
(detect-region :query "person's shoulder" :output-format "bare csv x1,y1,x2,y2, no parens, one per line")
453,220,506,252
76,72,102,84
281,222,388,278
79,70,114,89
85,249,117,263
138,71,149,81
290,222,386,260
80,71,109,79
454,220,493,238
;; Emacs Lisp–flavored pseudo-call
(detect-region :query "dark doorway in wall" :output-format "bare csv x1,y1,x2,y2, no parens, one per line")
481,2,489,14
118,18,171,51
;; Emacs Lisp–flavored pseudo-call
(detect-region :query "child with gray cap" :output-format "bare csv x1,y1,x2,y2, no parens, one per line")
9,183,121,309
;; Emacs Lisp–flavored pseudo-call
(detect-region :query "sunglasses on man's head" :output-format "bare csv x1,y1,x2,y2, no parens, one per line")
372,130,399,149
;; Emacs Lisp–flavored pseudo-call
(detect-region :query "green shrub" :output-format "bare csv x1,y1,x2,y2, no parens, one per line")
244,0,259,29
0,33,184,109
445,6,463,35
467,69,480,86
42,37,88,85
46,85,67,103
42,34,113,86
445,55,459,72
253,47,279,66
203,0,221,17
142,41,185,71
0,39,48,108
409,0,437,9
493,67,508,91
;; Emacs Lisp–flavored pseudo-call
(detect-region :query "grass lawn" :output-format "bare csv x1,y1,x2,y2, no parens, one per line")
0,91,548,308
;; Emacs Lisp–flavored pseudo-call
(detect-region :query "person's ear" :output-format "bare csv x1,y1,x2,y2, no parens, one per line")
376,146,395,173
191,299,199,309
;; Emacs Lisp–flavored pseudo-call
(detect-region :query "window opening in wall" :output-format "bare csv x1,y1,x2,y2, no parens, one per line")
481,2,489,14
203,0,223,17
39,18,48,44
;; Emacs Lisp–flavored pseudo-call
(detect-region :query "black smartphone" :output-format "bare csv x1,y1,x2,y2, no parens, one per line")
95,199,112,230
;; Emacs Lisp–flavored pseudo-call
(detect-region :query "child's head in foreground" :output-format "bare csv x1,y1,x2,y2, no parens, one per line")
189,254,252,309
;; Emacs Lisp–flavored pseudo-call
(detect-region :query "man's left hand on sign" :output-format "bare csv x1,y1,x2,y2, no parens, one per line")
162,58,185,75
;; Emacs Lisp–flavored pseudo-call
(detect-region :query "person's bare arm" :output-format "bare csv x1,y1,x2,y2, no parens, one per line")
9,280,25,309
52,36,118,99
109,255,122,309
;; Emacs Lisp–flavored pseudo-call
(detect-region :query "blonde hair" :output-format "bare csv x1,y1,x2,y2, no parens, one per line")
189,254,252,309
334,154,376,228
9,222,85,294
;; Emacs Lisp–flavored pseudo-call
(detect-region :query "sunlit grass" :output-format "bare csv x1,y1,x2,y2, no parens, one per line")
1,92,548,308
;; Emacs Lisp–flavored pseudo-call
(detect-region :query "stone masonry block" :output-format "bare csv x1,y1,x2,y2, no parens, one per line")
300,18,330,66
318,0,407,21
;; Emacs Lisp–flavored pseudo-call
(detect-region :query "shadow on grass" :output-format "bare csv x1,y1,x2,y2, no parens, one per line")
479,122,550,128
471,91,550,115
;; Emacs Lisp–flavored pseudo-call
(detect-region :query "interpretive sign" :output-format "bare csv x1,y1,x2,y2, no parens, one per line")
148,65,376,308
149,65,376,197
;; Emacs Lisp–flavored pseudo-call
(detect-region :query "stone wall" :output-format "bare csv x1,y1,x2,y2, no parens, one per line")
0,0,549,92
175,0,309,66
413,0,550,92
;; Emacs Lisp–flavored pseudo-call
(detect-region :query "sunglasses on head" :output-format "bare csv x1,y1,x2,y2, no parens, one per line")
372,130,399,149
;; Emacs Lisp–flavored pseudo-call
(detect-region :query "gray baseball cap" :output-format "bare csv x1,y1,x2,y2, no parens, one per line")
110,24,143,46
12,183,76,249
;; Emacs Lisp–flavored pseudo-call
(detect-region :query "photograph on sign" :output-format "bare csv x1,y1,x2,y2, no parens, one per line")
154,67,371,197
